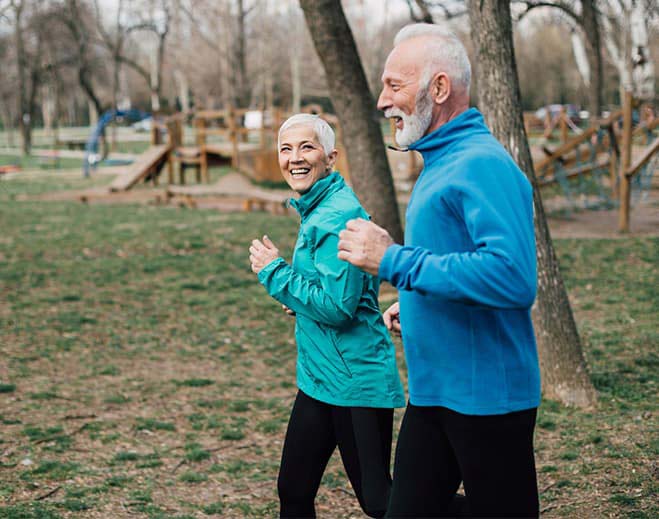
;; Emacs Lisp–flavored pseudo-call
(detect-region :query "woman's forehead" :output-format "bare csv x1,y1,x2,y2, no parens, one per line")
279,124,320,144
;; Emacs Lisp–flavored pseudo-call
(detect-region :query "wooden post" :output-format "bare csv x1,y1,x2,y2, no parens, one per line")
560,106,568,143
195,117,209,183
618,91,633,233
543,108,552,139
151,123,159,145
228,106,239,170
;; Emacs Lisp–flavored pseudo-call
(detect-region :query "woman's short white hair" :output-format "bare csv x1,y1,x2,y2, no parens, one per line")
394,23,471,93
278,114,335,156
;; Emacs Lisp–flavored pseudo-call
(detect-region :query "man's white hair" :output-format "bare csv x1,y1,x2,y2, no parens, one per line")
278,114,335,156
394,23,471,93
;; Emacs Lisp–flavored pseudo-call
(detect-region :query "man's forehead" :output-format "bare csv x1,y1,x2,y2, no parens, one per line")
382,42,424,80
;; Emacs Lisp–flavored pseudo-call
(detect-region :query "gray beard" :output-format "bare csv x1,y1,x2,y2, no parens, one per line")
394,87,433,147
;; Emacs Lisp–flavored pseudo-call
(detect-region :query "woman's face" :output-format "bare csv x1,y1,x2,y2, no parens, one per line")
278,125,337,194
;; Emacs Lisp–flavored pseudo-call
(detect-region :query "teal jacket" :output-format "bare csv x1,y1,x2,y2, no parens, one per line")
258,173,405,408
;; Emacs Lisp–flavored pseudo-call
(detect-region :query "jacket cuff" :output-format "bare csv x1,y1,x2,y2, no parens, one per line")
257,257,287,286
378,244,402,282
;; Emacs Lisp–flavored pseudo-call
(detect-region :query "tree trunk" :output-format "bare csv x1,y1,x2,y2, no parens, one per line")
14,1,32,155
299,0,403,243
581,0,604,118
468,0,596,407
235,0,251,108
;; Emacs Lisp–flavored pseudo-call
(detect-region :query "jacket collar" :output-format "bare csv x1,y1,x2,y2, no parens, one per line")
289,172,345,219
408,108,489,168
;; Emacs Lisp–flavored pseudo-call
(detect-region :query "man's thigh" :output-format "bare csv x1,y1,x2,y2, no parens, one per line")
387,404,461,517
442,407,539,517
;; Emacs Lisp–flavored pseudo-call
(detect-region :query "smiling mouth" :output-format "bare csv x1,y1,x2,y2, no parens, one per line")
392,116,403,128
290,168,310,177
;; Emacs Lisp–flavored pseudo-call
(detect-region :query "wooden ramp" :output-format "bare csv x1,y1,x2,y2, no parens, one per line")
165,172,294,214
109,145,170,192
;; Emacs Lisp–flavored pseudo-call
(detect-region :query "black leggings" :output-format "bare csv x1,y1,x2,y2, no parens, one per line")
387,404,539,518
278,390,394,518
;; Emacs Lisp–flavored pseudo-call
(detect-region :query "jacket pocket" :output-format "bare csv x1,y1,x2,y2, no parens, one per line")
297,319,353,379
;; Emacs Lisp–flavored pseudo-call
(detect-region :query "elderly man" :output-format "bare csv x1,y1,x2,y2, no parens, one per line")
338,24,541,517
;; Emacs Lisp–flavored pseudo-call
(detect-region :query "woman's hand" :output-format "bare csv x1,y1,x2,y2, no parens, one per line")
383,301,402,336
249,235,280,274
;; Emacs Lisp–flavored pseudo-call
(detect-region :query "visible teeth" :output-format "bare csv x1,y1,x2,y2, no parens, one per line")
291,168,310,174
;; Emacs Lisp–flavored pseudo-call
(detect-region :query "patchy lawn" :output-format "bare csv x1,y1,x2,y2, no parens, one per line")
0,177,656,517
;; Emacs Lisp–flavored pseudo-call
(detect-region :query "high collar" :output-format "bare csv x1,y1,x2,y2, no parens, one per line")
409,108,489,168
289,172,345,219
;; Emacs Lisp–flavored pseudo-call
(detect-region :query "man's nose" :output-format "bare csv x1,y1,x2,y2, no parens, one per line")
377,88,391,112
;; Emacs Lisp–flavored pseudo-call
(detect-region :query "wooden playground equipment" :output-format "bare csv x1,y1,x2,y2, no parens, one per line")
77,97,656,229
530,96,657,232
103,106,354,212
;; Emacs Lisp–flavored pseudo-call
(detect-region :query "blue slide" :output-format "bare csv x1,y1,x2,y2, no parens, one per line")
83,109,150,177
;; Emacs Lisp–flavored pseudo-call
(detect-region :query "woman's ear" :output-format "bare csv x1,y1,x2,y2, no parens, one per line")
327,149,338,171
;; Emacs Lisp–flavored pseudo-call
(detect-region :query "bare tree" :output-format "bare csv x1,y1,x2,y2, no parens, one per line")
56,0,107,118
468,0,597,407
299,0,403,242
515,0,604,118
9,0,49,154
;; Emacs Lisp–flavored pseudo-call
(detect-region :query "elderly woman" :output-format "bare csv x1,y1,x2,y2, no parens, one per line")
249,114,405,518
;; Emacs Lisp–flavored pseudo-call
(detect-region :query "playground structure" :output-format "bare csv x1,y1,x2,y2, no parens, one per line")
528,96,657,232
8,97,653,229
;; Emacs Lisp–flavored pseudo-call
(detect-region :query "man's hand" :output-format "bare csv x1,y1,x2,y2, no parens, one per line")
249,235,280,274
337,218,394,276
282,304,295,317
383,301,402,336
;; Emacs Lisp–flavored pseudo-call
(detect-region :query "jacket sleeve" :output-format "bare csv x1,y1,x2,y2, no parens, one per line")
257,220,365,327
379,161,537,309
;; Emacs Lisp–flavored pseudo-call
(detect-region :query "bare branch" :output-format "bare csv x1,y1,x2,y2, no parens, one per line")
513,0,581,23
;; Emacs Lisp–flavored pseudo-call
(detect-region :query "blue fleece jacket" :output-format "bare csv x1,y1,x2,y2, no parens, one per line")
379,108,541,415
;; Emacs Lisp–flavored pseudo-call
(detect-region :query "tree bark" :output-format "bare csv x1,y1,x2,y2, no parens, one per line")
299,0,403,243
14,0,32,154
580,0,603,117
235,0,251,108
468,0,597,407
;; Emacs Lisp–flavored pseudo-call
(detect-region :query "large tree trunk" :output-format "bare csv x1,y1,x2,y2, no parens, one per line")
581,0,604,118
468,0,597,407
299,0,403,243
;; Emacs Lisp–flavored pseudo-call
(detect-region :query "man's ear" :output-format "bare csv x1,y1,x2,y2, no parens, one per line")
431,73,451,105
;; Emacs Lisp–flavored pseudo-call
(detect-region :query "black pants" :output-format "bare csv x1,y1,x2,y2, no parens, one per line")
278,390,394,518
387,404,539,518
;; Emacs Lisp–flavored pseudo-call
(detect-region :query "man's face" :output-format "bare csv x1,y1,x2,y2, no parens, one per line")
378,40,433,147
278,125,336,194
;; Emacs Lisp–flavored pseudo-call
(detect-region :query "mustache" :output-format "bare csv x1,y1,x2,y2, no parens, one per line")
384,108,407,119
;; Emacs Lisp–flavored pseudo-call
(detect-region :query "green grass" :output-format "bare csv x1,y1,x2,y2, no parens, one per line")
0,174,657,517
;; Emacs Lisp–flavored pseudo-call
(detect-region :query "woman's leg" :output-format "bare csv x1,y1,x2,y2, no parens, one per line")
333,406,394,518
278,391,337,518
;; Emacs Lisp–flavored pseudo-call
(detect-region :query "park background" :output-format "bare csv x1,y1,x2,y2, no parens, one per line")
0,0,657,517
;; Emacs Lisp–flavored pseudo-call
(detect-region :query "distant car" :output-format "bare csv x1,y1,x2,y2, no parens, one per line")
131,117,153,132
534,104,581,123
